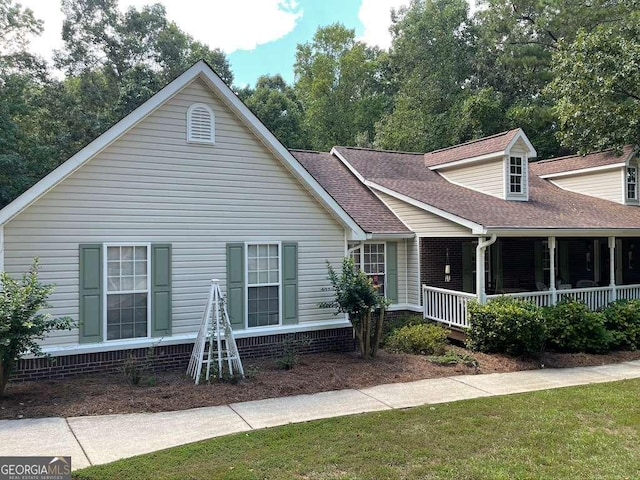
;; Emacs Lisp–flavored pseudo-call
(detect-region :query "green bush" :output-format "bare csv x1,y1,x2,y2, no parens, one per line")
602,299,640,350
385,323,449,355
544,300,611,354
0,262,74,396
467,297,546,357
381,314,425,346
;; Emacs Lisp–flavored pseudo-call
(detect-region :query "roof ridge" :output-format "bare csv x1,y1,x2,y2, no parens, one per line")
289,148,325,154
335,145,425,156
535,145,633,165
424,129,519,156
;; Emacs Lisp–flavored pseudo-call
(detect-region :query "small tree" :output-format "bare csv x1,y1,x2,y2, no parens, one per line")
0,261,74,395
320,258,389,358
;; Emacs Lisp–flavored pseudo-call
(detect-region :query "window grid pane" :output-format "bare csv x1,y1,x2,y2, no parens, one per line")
509,157,523,194
106,246,148,293
247,243,279,286
247,286,279,327
106,293,148,340
627,167,637,200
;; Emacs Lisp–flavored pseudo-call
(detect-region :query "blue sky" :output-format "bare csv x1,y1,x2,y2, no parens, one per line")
21,0,411,87
228,0,364,87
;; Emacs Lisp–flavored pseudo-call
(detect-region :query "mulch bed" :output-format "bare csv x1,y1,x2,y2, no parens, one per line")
2,346,640,420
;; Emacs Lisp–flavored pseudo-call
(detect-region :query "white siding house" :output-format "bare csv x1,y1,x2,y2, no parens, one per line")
2,62,369,369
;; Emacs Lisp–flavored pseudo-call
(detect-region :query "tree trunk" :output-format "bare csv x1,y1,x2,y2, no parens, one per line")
371,307,386,358
0,359,13,397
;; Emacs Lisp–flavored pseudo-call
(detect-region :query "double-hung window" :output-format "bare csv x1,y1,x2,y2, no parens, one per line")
350,243,386,296
509,156,523,194
105,245,150,340
247,243,280,327
627,167,637,201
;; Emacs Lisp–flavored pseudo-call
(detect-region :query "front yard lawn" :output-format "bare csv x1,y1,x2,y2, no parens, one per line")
74,379,640,480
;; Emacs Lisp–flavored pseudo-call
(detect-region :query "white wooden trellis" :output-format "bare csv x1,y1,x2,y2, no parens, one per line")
187,279,244,384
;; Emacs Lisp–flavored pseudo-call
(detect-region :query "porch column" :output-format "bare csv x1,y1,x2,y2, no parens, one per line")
609,236,617,302
549,236,557,305
476,235,497,304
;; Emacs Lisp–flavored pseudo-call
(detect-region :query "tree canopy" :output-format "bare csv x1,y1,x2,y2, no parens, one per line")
0,0,638,209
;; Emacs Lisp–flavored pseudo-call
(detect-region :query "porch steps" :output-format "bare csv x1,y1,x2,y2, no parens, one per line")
187,279,245,384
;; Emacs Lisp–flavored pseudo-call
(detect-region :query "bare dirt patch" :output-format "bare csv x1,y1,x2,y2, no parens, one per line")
2,346,640,420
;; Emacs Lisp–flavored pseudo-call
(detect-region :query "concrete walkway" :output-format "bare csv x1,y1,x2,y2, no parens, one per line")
2,361,640,471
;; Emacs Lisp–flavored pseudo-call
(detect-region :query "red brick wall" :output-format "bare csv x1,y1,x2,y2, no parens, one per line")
12,328,355,382
420,238,468,292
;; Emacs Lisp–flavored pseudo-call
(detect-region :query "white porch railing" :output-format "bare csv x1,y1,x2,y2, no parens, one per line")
486,290,553,307
423,286,475,329
423,284,640,329
617,284,640,301
557,286,613,311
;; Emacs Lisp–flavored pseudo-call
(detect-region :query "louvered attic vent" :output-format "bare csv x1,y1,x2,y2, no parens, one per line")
187,103,215,144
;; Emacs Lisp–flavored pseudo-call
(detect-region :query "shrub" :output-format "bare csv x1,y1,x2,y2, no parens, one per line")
427,349,478,367
385,323,449,355
467,297,546,357
602,300,640,350
381,314,425,346
0,262,74,396
319,258,389,359
544,300,611,354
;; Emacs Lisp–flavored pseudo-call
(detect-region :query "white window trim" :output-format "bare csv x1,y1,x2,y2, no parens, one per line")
626,165,638,203
505,154,528,201
349,241,387,295
244,241,282,329
102,242,152,342
186,103,215,145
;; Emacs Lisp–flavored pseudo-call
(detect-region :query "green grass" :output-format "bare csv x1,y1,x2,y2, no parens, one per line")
74,380,640,480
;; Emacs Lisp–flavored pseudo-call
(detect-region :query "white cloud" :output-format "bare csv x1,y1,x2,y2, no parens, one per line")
19,0,303,63
357,0,411,50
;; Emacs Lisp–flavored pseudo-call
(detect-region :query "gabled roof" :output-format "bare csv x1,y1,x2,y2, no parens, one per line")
332,146,640,232
0,61,366,239
292,150,411,236
532,145,636,178
423,128,536,168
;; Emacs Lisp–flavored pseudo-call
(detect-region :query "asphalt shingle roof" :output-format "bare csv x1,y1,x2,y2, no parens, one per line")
332,146,640,231
531,145,635,177
291,150,411,235
423,129,521,167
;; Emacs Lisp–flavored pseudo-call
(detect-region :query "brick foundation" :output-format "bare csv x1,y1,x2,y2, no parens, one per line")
12,327,355,382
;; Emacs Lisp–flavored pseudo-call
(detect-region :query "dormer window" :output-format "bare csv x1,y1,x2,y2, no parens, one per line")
627,166,638,201
187,103,215,144
509,156,523,194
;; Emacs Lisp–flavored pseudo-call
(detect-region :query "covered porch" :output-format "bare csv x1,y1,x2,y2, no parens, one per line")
421,235,640,329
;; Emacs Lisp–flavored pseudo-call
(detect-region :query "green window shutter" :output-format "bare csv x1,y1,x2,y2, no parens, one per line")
79,244,102,343
151,244,172,337
462,242,475,293
386,242,398,303
534,241,544,284
282,242,298,325
226,243,245,330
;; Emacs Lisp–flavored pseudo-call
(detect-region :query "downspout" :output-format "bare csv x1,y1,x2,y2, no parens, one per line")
476,234,497,304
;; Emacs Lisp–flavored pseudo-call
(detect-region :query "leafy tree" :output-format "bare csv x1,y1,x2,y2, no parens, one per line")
0,0,59,207
52,0,233,160
547,6,640,153
375,0,474,152
472,0,633,158
243,75,309,149
0,262,74,395
295,23,390,151
320,258,389,359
